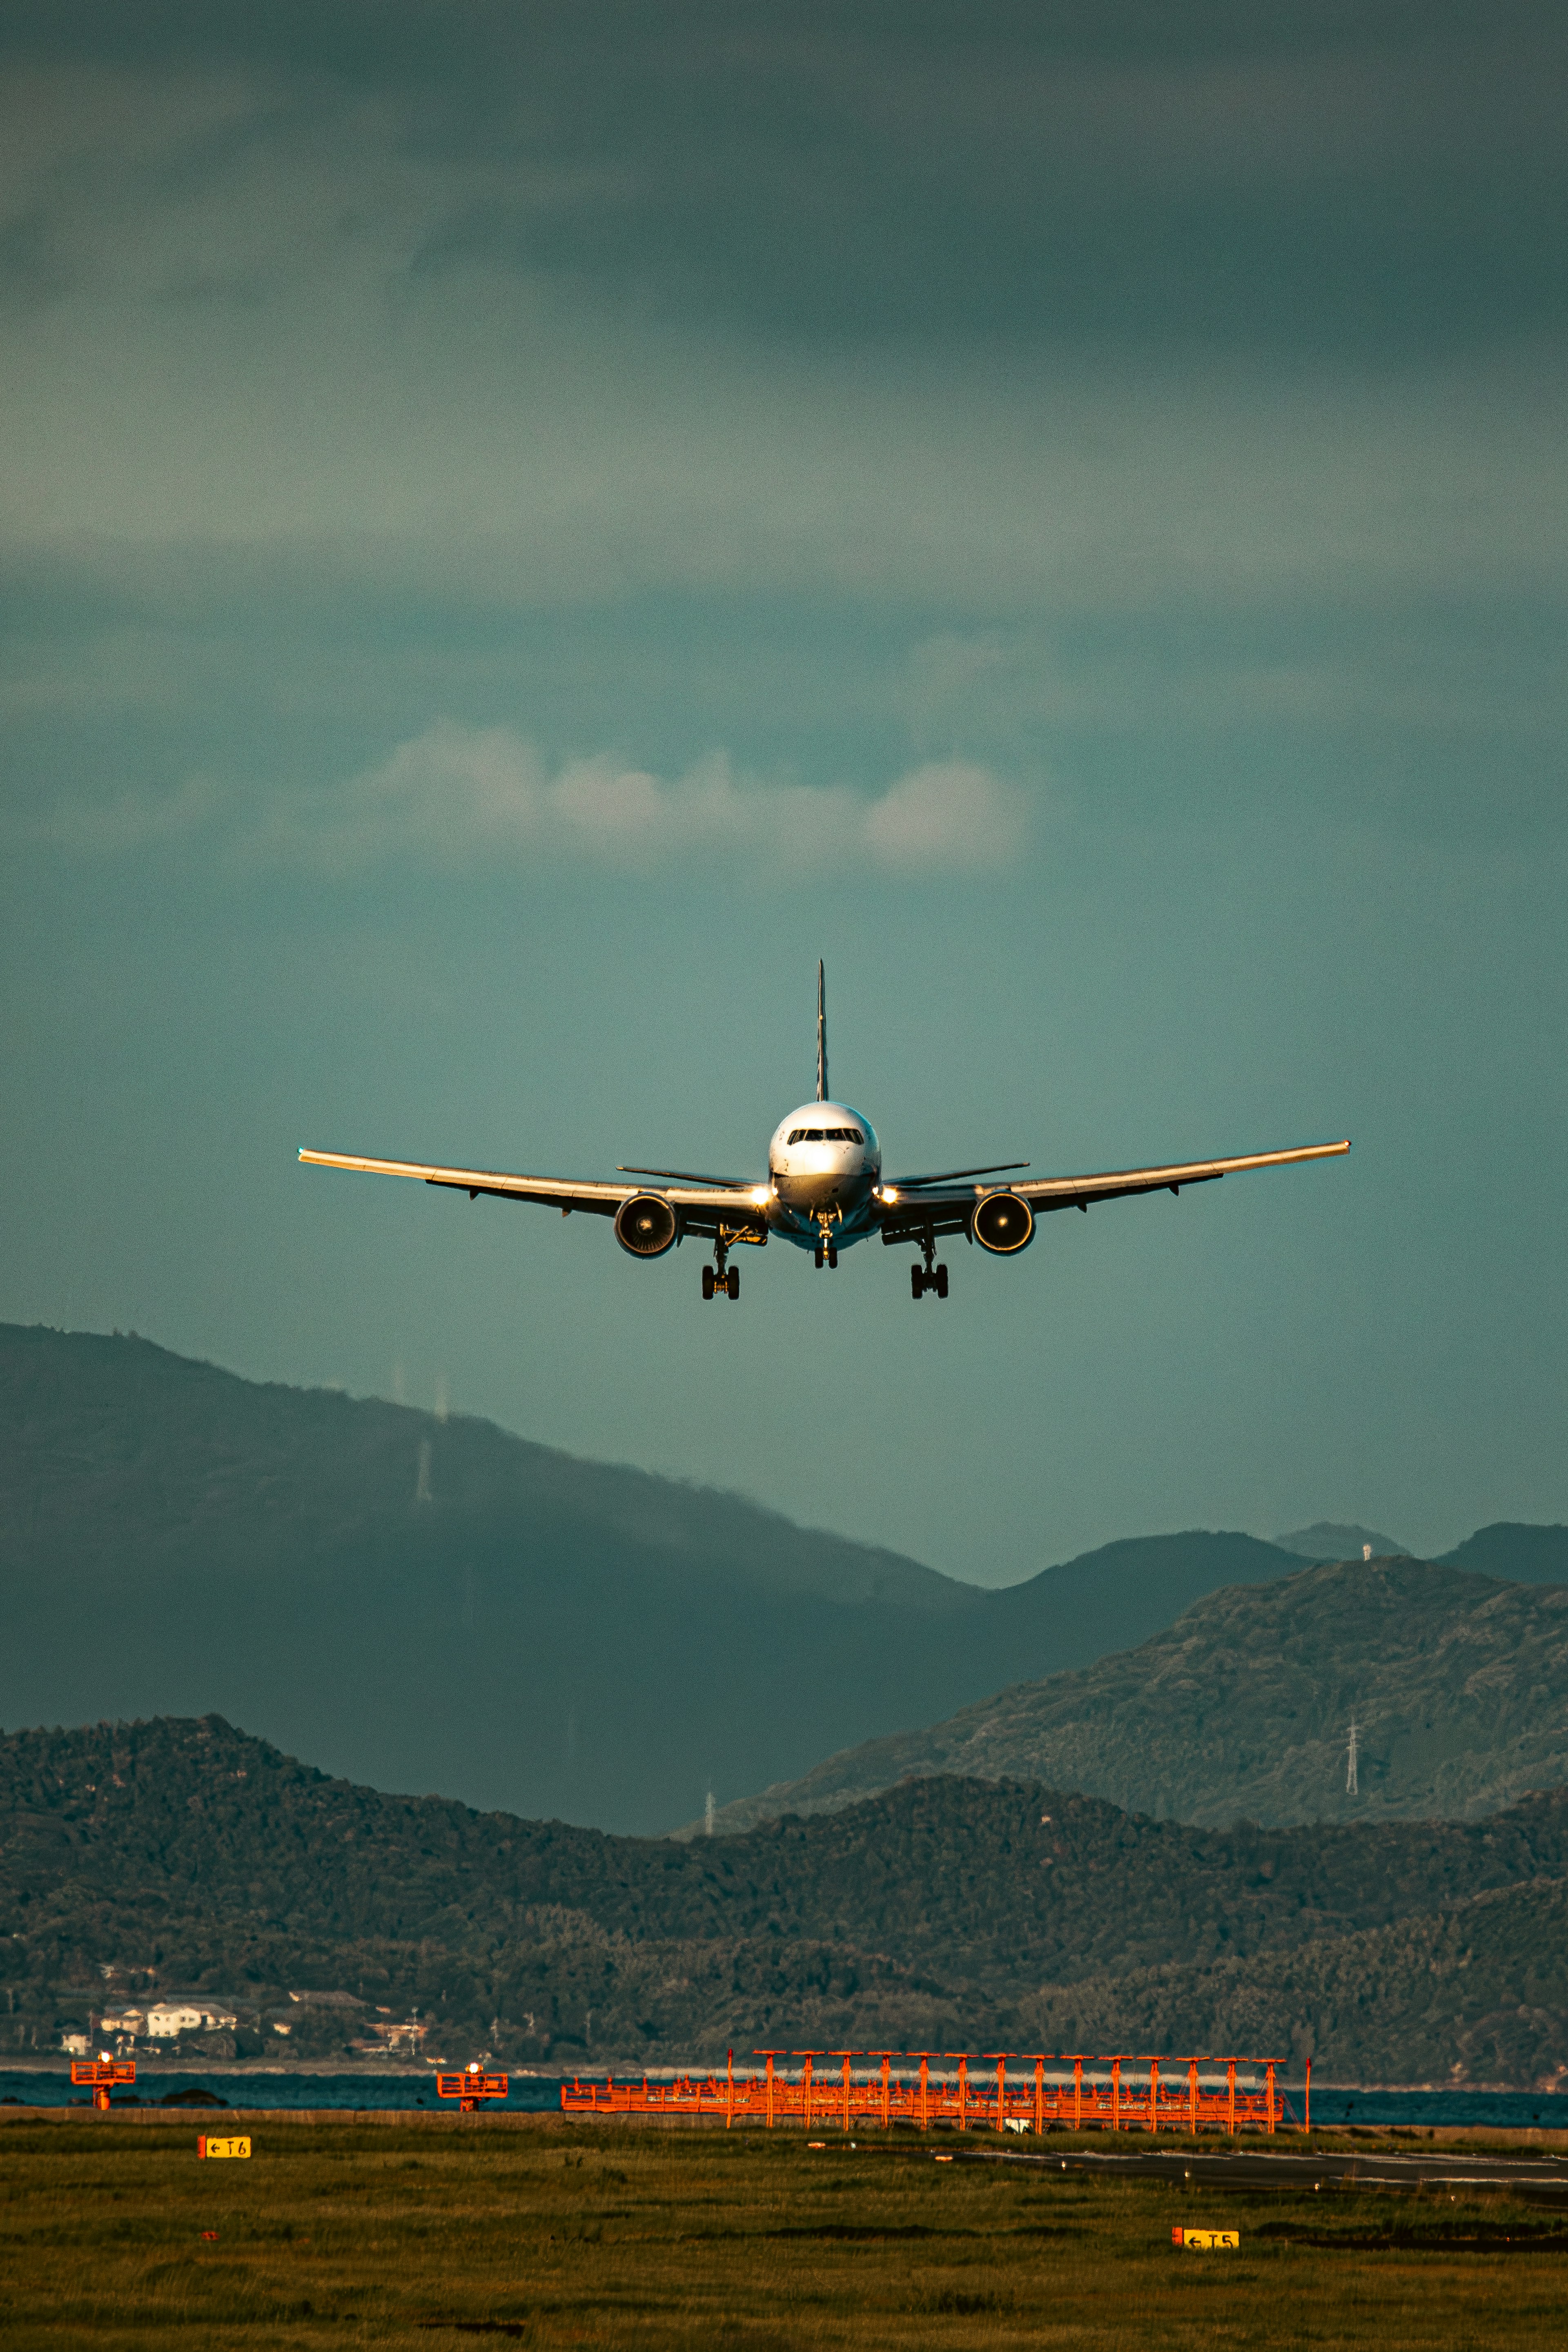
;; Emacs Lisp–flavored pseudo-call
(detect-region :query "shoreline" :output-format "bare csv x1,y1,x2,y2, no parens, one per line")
3,2058,1564,2097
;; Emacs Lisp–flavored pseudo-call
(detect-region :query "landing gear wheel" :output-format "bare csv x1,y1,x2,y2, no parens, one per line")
827,1244,838,1270
702,1265,715,1301
814,1241,825,1269
911,1265,925,1301
726,1266,740,1301
935,1264,949,1299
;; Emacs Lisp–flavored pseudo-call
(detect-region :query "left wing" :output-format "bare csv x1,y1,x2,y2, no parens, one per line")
298,1149,768,1240
879,1139,1349,1243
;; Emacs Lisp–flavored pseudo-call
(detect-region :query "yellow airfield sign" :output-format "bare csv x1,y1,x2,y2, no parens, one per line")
198,2136,252,2159
1172,2227,1239,2250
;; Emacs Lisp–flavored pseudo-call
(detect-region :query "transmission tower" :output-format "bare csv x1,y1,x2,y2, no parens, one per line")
1345,1721,1359,1797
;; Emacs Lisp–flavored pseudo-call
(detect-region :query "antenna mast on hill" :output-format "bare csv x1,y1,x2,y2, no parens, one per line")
1345,1721,1359,1797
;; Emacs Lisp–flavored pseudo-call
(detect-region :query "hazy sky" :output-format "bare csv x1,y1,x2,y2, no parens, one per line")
4,2,1564,1585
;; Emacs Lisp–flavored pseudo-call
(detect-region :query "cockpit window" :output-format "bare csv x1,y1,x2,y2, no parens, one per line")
785,1126,865,1145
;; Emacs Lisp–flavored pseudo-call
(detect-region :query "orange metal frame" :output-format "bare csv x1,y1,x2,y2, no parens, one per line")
562,2050,1301,2135
71,2058,136,2112
436,2070,509,2114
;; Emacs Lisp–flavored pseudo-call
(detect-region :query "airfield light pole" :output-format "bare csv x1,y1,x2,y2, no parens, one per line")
828,2052,862,2133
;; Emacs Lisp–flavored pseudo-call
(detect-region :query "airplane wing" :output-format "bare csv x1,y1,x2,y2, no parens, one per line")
879,1140,1349,1243
298,1149,768,1239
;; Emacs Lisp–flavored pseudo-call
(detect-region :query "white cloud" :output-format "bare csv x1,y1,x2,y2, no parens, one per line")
253,724,1027,875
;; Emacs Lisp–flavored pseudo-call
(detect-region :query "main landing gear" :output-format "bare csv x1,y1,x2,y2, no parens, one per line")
911,1231,948,1300
702,1244,740,1302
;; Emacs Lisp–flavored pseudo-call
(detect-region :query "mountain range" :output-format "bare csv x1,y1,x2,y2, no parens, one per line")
0,1324,1336,1833
6,1713,1568,2088
696,1553,1568,1835
2,1325,1562,1835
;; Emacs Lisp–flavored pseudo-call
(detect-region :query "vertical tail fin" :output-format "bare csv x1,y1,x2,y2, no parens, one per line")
815,960,828,1102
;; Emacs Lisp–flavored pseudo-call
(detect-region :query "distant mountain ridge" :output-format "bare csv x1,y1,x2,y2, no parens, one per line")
697,1554,1568,1835
1272,1521,1405,1561
0,1324,1307,1832
3,1324,1560,1833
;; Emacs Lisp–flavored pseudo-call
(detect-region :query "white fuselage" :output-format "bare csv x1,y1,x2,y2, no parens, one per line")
766,1100,882,1251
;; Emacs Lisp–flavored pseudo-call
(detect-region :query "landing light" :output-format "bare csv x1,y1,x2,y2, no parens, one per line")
752,1186,771,1204
880,1187,899,1204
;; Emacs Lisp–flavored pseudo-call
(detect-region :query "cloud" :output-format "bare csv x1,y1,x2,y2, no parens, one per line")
258,724,1028,875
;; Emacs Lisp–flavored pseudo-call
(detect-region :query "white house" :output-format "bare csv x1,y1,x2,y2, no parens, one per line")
145,2001,237,2038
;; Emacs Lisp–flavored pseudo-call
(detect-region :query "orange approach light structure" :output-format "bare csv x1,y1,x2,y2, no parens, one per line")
437,2065,509,2114
561,2051,1301,2136
71,2057,136,2111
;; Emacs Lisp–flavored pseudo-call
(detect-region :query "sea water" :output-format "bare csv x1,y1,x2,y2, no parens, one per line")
0,2071,564,2111
0,2071,1563,2128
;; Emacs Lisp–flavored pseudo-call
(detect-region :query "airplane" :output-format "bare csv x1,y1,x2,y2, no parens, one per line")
300,963,1348,1304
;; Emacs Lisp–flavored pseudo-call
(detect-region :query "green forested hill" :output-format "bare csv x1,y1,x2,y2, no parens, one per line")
1022,1879,1568,2090
703,1556,1568,1834
4,1715,1567,2086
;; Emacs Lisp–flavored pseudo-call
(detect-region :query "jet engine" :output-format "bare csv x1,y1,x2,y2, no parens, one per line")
972,1191,1034,1254
613,1193,679,1258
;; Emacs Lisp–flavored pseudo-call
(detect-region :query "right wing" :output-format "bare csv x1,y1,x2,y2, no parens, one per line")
298,1149,768,1239
878,1139,1349,1244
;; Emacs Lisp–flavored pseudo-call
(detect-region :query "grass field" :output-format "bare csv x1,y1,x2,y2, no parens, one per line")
1,2114,1564,2348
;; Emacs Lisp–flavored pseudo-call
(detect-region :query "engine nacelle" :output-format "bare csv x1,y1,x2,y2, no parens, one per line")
613,1192,679,1258
972,1190,1034,1254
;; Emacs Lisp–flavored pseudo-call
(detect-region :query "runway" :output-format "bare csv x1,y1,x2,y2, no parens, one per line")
942,2143,1568,2203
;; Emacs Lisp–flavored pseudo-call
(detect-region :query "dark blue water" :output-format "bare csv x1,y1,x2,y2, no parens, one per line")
1302,2089,1565,2131
0,2071,564,2111
1,2073,1562,2129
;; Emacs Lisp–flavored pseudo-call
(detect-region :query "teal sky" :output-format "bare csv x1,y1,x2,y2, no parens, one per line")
3,2,1564,1584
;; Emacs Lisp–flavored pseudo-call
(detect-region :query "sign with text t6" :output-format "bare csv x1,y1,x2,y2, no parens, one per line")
198,2136,251,2159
